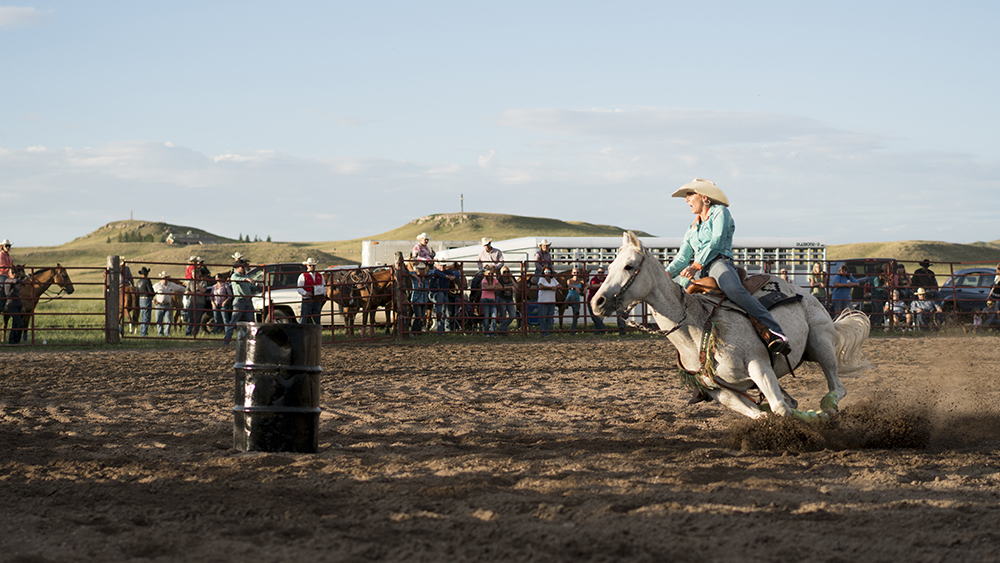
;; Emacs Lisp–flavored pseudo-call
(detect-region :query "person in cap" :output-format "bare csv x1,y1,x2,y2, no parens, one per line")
135,266,154,337
152,271,185,336
666,178,791,357
185,256,199,281
533,239,554,283
477,237,504,272
0,239,13,315
297,258,326,325
226,257,259,343
911,259,939,299
412,233,436,264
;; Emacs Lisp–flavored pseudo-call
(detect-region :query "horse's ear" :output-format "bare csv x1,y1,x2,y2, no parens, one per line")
626,231,643,250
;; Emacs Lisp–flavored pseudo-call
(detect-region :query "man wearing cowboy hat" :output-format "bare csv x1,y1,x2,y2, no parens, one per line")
666,178,791,358
297,258,326,325
226,257,259,343
0,239,13,315
152,271,185,336
533,239,554,283
135,266,154,337
909,287,943,330
911,259,939,299
477,237,504,271
412,233,436,264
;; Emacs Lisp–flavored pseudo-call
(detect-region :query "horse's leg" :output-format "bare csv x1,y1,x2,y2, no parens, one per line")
712,388,769,419
746,358,792,416
806,322,849,413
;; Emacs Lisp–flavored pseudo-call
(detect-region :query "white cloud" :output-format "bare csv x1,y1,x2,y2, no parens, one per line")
0,6,51,28
477,149,496,169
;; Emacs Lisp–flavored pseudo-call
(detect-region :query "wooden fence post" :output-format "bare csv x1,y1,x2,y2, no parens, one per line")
106,255,121,344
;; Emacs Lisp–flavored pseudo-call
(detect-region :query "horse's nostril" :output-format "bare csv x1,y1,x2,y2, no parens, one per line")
595,296,604,307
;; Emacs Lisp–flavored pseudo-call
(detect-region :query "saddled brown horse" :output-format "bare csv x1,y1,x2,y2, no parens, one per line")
2,264,75,341
326,269,362,336
119,284,139,333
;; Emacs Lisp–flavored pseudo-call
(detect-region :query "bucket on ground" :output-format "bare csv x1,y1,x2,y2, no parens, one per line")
233,322,322,453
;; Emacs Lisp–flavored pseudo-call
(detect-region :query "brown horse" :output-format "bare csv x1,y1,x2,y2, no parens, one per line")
119,284,139,333
2,264,75,341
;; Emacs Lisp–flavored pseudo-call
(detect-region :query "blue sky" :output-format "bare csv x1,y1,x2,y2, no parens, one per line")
2,1,998,247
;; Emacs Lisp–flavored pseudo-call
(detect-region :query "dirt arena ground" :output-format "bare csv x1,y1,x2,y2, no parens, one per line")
2,334,1000,562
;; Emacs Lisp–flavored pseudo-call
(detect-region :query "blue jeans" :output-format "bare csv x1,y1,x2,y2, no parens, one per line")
213,305,231,334
706,258,785,336
226,299,255,341
430,290,449,332
154,303,172,336
139,297,152,337
537,302,555,335
497,296,515,332
300,299,322,325
566,297,581,332
480,298,497,333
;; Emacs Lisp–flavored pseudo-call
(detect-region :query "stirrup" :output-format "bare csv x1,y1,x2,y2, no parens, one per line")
766,331,791,357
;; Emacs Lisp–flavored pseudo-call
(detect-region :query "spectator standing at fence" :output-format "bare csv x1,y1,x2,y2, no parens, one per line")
479,265,502,336
428,262,457,332
809,262,827,301
989,264,1000,301
153,272,185,336
830,265,859,318
894,264,913,300
565,266,585,333
779,268,790,283
587,267,612,334
477,238,504,271
135,267,154,337
408,262,433,333
869,264,890,329
537,268,560,337
497,266,517,333
211,273,233,335
412,233,436,265
227,258,258,343
184,257,199,281
5,271,26,344
0,239,13,315
296,258,325,325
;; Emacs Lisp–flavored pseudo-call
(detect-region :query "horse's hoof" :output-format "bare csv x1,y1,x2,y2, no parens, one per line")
687,389,711,404
820,392,840,413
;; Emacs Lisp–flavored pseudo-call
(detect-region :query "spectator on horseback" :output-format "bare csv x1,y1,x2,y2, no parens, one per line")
477,238,504,271
120,257,134,287
227,258,259,343
497,266,517,333
185,256,200,281
532,239,554,284
153,272,185,336
135,267,154,337
666,179,791,357
0,239,13,314
297,258,325,325
412,233,436,265
211,273,233,335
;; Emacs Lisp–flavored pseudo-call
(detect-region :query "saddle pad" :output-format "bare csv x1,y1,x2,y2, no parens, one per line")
701,276,803,315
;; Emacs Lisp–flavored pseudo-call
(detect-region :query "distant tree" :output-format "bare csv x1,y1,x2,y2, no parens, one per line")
144,234,154,243
238,233,244,243
107,236,111,244
254,235,260,243
266,235,271,242
159,233,168,243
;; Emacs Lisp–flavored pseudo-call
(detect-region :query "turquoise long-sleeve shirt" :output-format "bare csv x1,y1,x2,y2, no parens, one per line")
666,204,735,278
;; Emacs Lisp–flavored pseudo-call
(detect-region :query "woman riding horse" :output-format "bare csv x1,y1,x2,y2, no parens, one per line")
667,178,791,357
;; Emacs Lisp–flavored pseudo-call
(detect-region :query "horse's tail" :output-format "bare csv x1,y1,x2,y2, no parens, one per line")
832,309,872,375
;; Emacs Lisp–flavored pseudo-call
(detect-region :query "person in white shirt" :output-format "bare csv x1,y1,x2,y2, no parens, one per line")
297,258,326,325
152,272,185,336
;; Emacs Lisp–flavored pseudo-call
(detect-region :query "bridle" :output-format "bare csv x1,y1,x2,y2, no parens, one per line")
612,251,689,338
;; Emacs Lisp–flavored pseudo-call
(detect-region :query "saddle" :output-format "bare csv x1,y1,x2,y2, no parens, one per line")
685,267,769,295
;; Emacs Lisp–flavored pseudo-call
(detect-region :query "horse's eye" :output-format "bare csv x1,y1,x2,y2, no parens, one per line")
624,265,633,271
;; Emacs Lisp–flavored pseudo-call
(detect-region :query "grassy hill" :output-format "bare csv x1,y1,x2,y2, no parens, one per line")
827,240,1000,268
371,213,654,241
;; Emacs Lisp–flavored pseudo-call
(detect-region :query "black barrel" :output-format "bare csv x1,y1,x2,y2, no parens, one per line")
233,322,322,453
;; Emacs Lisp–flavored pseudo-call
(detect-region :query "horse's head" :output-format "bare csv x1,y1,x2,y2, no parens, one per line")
53,264,75,294
590,232,655,316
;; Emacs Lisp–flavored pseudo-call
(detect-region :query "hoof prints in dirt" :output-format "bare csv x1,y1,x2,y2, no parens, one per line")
726,401,932,453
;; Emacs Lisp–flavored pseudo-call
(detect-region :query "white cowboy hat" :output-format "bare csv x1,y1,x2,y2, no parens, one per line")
232,251,244,261
538,239,551,247
302,258,318,266
1,239,11,246
417,232,430,242
670,178,730,207
159,271,171,278
915,287,927,295
481,237,492,246
415,261,428,270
